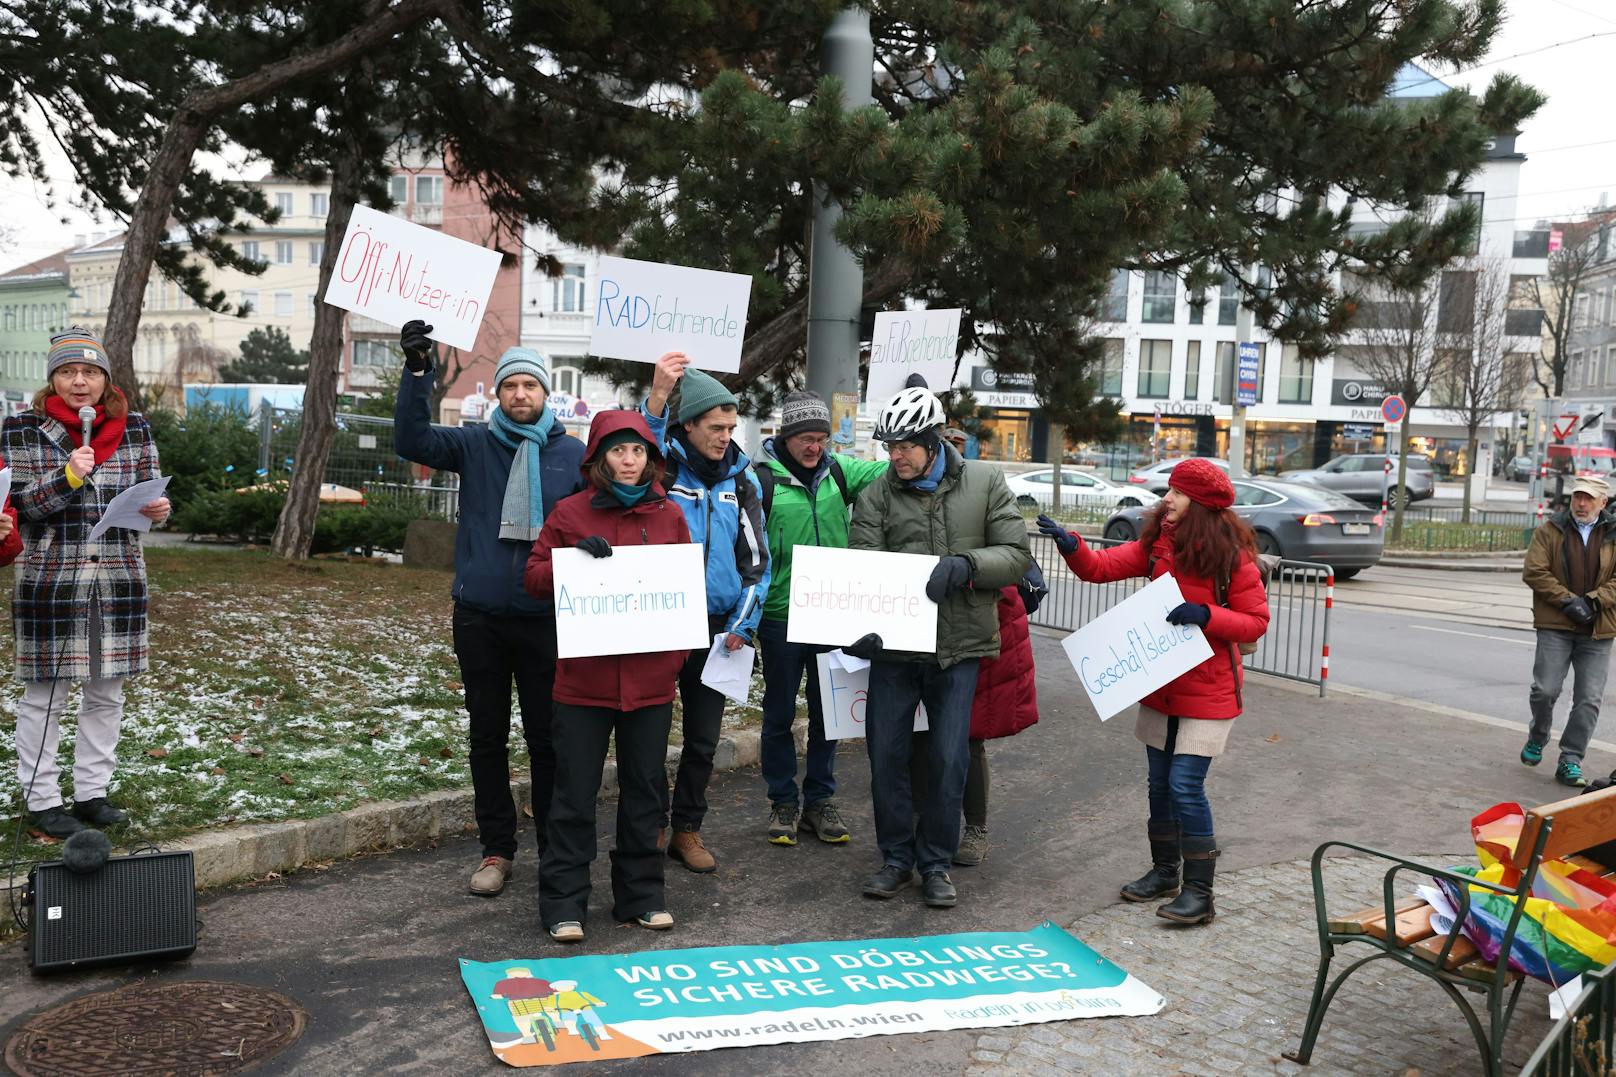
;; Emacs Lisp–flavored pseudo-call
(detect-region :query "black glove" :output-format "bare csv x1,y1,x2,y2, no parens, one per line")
1035,514,1079,556
575,536,612,559
400,319,435,372
843,633,883,660
926,555,973,603
1165,602,1211,628
1562,595,1596,627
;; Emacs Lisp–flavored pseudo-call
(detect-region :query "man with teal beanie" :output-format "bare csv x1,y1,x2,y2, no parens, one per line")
394,320,586,898
641,351,771,873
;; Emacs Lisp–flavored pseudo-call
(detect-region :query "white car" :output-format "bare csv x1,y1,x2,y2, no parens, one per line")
1004,469,1162,511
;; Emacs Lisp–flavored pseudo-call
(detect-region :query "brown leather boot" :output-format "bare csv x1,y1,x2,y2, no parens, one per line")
669,830,717,873
469,855,513,897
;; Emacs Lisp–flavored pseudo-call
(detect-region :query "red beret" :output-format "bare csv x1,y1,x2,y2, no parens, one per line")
1169,458,1234,510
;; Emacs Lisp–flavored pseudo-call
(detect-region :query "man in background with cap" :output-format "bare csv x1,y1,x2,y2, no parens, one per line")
642,351,771,873
753,390,888,847
394,319,585,896
1522,474,1616,787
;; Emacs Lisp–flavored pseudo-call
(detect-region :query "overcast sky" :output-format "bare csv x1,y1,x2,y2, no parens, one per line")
1,1,1611,273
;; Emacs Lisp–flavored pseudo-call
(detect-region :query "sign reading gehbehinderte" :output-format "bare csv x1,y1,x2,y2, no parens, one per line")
551,544,710,659
589,255,753,374
787,546,939,653
1060,574,1213,720
323,205,502,351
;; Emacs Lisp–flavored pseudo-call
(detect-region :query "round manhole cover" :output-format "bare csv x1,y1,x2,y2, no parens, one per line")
5,980,306,1076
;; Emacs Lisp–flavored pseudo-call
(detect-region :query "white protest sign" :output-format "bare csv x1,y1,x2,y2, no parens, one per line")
1060,573,1215,721
866,307,962,403
590,255,752,373
787,546,939,653
816,651,928,741
322,204,501,352
552,543,709,659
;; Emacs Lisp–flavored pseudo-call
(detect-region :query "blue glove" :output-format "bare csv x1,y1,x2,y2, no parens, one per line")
1165,602,1211,628
575,536,612,559
1035,514,1079,555
843,633,883,660
926,555,973,603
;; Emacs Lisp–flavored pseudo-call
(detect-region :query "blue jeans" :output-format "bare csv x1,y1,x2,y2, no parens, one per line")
866,658,981,875
1529,629,1614,765
758,617,837,808
1146,717,1214,838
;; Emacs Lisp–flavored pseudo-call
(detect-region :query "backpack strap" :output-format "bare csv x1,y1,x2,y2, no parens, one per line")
827,456,853,507
754,463,776,518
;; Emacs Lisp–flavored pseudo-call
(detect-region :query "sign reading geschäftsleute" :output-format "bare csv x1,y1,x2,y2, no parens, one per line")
1060,573,1214,720
322,204,502,352
589,255,752,374
459,922,1163,1066
550,544,709,659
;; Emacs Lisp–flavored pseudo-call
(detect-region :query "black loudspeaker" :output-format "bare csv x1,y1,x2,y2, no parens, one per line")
26,850,197,973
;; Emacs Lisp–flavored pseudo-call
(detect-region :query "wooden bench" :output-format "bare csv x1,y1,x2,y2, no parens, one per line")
1284,786,1616,1077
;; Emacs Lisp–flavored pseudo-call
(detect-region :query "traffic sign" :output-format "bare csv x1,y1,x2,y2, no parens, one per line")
1380,395,1406,424
1235,343,1260,407
1554,413,1579,440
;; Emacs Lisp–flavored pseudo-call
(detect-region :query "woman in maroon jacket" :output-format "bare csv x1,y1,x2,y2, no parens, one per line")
524,410,692,943
1037,458,1269,924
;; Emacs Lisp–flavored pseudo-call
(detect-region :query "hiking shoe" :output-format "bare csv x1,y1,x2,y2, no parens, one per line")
922,871,958,908
71,797,128,828
1521,740,1545,767
953,824,988,866
636,910,674,930
669,830,717,873
861,865,916,899
801,800,851,844
767,802,799,846
547,921,584,943
29,806,85,841
1557,760,1589,788
469,855,513,897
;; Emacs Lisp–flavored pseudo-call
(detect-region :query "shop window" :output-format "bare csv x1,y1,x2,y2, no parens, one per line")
1277,345,1313,404
1102,269,1130,321
1098,339,1124,397
1137,339,1171,398
1142,270,1177,323
1184,341,1201,400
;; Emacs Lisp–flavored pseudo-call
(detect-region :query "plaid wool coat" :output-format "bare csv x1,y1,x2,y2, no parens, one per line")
1,410,160,682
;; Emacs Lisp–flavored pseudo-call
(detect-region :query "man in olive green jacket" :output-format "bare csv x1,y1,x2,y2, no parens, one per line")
1522,474,1616,787
844,383,1030,909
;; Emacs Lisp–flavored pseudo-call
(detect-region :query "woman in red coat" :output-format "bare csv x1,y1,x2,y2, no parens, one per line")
524,410,692,943
1037,458,1269,924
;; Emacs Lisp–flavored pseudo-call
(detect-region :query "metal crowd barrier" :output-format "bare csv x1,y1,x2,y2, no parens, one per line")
1026,533,1333,697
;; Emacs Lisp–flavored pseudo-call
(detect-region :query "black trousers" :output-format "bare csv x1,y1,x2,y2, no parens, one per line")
661,614,729,832
451,604,558,861
542,701,673,925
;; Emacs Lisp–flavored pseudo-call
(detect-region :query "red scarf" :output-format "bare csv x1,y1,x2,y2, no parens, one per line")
45,389,129,466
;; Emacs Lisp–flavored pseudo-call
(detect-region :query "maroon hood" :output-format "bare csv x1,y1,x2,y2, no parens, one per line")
580,409,664,471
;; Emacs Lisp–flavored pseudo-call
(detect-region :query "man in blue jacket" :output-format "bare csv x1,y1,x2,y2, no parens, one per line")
394,319,585,897
643,351,770,873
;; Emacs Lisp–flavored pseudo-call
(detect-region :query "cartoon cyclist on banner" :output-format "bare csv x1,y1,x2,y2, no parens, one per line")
489,967,561,1047
548,979,612,1044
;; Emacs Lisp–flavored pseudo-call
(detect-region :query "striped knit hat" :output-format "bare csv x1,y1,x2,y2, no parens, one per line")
494,346,551,393
47,326,111,377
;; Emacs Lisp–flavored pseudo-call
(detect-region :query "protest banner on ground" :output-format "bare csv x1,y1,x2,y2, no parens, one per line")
1059,573,1214,720
814,650,927,740
459,922,1163,1066
866,308,962,403
589,255,752,373
787,546,938,653
551,544,709,659
322,204,501,351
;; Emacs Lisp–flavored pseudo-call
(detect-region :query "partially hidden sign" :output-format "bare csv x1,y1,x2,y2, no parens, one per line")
590,255,753,373
551,544,709,659
814,650,927,740
787,546,939,653
459,922,1164,1066
866,308,962,403
1059,573,1214,720
323,204,501,351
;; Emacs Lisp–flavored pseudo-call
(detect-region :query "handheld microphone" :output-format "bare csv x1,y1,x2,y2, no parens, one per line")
78,405,95,448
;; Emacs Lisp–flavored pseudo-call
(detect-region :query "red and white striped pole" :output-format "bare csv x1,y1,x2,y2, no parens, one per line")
1321,573,1333,685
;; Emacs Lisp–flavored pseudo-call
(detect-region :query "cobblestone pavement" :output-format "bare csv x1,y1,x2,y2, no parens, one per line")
970,854,1557,1076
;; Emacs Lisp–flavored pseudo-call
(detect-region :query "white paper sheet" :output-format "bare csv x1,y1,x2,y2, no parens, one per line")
88,475,171,540
0,466,12,510
699,632,756,704
827,649,870,673
1550,975,1584,1021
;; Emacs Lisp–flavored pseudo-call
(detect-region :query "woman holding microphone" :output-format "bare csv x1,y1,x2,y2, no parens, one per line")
1037,458,1267,924
3,327,170,840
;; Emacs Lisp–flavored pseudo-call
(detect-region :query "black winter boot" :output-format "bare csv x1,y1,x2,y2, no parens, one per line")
1157,835,1216,924
1120,821,1180,902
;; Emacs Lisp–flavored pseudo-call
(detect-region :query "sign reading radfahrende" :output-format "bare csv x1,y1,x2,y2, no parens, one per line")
590,255,753,374
323,204,502,351
459,923,1164,1066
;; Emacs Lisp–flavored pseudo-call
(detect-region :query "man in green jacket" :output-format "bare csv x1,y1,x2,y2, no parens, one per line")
756,391,889,847
845,384,1030,908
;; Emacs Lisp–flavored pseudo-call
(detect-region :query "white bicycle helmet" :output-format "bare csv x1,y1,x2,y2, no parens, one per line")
873,386,947,443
